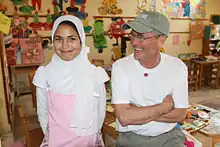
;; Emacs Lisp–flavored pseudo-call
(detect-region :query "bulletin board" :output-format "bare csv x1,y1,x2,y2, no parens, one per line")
190,20,204,40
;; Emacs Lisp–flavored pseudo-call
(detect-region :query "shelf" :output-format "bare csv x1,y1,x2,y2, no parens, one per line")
6,14,47,18
93,15,209,21
170,17,209,21
93,15,135,19
210,38,220,41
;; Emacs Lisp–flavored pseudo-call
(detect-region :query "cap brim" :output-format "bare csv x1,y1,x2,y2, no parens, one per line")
122,21,154,33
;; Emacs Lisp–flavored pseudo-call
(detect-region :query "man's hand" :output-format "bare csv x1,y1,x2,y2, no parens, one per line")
162,95,174,113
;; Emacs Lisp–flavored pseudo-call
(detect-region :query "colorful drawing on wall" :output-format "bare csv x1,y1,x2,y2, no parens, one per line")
98,0,123,15
160,0,207,18
190,20,204,40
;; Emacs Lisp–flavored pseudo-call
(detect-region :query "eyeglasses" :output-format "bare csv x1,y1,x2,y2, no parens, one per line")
128,33,160,42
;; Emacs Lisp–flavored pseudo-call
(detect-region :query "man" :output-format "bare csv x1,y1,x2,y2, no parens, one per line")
111,10,188,147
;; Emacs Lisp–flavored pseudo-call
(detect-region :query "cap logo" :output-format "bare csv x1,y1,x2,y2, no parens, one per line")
138,14,148,19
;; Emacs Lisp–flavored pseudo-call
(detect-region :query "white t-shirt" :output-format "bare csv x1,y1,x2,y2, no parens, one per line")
111,53,188,136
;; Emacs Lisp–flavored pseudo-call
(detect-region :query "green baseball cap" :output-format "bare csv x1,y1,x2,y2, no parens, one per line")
122,10,170,36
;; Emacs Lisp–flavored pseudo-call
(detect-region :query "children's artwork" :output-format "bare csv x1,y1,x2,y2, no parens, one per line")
160,0,207,18
31,0,41,11
11,0,24,5
0,12,11,34
148,0,156,11
19,0,34,15
98,0,123,15
92,20,107,53
19,38,43,64
172,34,180,45
190,20,203,40
0,0,7,13
6,44,16,65
181,105,210,133
107,17,126,44
136,0,147,15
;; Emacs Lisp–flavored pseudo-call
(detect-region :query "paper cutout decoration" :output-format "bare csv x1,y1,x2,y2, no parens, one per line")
0,12,11,34
32,0,41,11
107,17,126,44
190,20,203,40
11,0,24,5
149,0,156,11
172,35,180,45
182,0,190,17
136,0,147,15
29,12,44,30
0,0,7,13
92,20,107,53
19,38,44,64
98,0,123,15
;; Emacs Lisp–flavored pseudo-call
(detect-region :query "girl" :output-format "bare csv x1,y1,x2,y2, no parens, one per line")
33,15,109,147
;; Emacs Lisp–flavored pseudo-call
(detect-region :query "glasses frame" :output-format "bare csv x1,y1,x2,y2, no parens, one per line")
128,32,161,42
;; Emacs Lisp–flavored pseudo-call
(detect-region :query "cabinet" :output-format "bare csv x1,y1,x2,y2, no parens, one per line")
203,24,220,56
203,38,220,56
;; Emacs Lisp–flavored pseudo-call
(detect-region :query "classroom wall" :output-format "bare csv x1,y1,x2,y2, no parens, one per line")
3,0,220,65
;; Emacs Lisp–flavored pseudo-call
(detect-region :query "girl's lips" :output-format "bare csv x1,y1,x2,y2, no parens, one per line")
60,50,74,54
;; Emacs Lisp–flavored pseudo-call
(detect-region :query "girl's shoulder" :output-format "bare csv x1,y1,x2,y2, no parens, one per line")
93,66,109,83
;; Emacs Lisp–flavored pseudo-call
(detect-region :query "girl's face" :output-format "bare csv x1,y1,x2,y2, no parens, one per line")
53,24,81,61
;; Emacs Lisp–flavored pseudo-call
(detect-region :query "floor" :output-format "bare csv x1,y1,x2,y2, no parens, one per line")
1,87,220,147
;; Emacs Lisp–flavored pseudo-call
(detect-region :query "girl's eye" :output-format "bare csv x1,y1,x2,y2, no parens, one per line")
69,37,76,41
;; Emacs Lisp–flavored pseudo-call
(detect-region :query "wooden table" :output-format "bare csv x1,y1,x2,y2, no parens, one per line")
192,60,220,89
9,64,39,96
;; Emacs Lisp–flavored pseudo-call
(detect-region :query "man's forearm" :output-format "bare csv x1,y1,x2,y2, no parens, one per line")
155,108,187,123
116,103,168,126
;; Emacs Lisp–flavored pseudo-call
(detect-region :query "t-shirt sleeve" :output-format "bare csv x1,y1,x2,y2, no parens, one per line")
111,63,131,104
96,67,109,83
173,64,189,108
32,66,47,88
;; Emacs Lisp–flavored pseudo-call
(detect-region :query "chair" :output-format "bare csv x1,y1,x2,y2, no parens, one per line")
28,70,37,110
17,105,44,147
183,60,199,91
208,62,220,88
91,59,104,67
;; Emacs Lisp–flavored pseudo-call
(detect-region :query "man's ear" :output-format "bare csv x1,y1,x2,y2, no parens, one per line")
158,35,167,45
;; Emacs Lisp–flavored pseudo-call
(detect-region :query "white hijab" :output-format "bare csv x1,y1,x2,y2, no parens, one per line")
47,15,108,136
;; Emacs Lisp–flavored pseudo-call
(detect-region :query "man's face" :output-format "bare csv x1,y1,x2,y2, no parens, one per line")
129,30,166,61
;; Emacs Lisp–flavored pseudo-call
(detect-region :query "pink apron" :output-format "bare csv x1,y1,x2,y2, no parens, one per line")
40,91,104,147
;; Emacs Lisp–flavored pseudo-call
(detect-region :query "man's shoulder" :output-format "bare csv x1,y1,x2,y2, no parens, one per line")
113,54,134,68
162,53,187,70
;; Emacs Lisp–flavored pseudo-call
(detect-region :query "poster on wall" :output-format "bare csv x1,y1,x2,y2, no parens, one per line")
19,38,43,65
160,0,207,19
190,20,204,40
